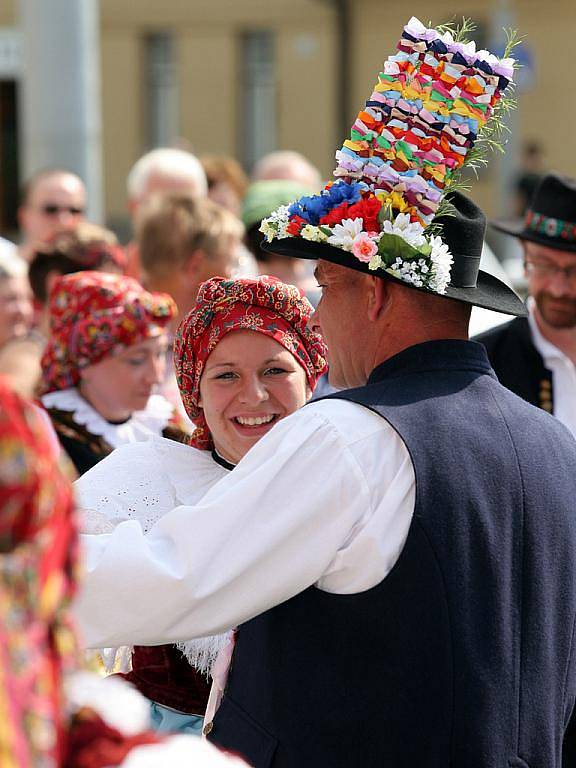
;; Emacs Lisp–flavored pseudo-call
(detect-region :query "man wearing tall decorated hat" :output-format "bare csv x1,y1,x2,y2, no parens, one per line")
477,173,576,438
73,18,576,767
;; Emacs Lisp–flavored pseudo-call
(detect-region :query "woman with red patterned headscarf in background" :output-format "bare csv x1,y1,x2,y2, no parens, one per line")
73,275,327,736
39,271,188,477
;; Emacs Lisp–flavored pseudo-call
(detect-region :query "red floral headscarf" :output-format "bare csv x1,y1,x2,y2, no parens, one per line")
0,377,78,767
40,271,176,394
174,276,327,450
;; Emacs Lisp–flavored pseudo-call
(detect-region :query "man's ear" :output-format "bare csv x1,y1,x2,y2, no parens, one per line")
366,275,388,321
17,204,28,231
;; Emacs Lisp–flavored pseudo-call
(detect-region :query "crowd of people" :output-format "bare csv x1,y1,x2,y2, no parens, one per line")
1,14,576,768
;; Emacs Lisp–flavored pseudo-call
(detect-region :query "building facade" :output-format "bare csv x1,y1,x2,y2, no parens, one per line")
0,0,573,236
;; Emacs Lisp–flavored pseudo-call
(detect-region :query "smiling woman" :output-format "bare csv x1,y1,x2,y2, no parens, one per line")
39,271,184,476
73,275,327,735
198,331,309,464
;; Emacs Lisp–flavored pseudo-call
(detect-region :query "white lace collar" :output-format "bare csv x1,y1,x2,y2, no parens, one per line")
41,388,174,449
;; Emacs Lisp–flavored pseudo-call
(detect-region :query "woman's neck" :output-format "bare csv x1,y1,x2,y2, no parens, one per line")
78,383,132,423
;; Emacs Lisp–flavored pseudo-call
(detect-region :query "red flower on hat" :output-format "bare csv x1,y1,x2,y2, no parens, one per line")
347,196,383,233
286,215,307,236
319,202,351,227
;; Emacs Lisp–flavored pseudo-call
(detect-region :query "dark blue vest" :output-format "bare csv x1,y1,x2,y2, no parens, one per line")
209,340,576,768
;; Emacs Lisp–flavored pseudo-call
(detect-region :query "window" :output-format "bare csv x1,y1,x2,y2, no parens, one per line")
145,32,178,149
0,81,19,235
241,30,276,171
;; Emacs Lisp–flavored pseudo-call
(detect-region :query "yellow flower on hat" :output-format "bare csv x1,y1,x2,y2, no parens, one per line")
377,191,409,213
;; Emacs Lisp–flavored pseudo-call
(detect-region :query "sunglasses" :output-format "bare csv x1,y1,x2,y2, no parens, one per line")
40,203,85,216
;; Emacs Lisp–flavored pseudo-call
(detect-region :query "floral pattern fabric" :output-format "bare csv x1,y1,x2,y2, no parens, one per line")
174,276,327,450
0,377,78,768
41,271,176,394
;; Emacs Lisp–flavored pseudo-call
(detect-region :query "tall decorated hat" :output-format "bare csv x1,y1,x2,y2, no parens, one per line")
260,17,526,316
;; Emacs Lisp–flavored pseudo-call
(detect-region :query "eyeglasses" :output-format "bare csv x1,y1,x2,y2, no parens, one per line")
525,259,576,284
40,203,85,217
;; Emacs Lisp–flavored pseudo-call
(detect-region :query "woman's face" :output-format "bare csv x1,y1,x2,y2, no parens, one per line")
199,330,310,464
79,334,168,421
0,276,33,347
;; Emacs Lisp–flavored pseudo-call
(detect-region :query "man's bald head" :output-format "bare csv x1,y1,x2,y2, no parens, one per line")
127,148,207,220
18,169,86,259
252,151,322,192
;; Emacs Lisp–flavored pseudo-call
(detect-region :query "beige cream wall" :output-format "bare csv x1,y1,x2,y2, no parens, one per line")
100,0,336,228
3,0,576,225
351,0,576,217
101,29,143,222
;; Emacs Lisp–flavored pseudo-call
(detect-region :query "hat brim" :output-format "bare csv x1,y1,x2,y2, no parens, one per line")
490,219,576,253
263,237,527,317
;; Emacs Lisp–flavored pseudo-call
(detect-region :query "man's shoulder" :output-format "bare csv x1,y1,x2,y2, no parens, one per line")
301,396,393,444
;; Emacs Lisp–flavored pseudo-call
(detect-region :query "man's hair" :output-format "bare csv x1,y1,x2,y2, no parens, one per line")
0,252,27,280
127,148,208,201
28,222,121,304
137,195,244,281
19,168,84,206
201,155,249,199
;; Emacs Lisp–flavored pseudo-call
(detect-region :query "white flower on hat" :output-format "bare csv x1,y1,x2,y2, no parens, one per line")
428,235,454,294
301,224,328,243
260,205,291,241
327,218,364,250
382,213,427,247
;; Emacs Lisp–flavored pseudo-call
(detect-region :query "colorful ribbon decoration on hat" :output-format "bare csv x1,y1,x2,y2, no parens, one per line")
261,17,516,295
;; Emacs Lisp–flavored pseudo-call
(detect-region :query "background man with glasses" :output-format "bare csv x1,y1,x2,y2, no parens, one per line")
17,168,86,262
477,173,576,440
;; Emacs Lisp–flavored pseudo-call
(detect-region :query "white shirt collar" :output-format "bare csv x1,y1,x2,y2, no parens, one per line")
527,298,569,365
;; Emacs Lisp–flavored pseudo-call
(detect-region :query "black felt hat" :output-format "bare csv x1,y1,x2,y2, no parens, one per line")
263,191,527,317
491,173,576,253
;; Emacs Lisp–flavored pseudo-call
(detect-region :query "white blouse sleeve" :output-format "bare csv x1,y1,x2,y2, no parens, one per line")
73,402,413,650
74,441,180,534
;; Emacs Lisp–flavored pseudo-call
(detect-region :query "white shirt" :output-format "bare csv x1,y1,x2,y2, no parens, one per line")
528,306,576,438
74,399,415,649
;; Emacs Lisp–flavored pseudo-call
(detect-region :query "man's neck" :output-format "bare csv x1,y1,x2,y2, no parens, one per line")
369,325,469,377
534,307,576,364
148,276,198,334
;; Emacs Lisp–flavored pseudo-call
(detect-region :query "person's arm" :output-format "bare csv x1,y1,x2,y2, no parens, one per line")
74,407,372,649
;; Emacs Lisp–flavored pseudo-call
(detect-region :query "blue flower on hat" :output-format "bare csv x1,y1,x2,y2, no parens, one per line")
325,181,364,206
288,194,331,224
288,180,365,225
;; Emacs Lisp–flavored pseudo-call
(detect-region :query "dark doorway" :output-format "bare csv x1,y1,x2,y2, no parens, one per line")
0,81,19,238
